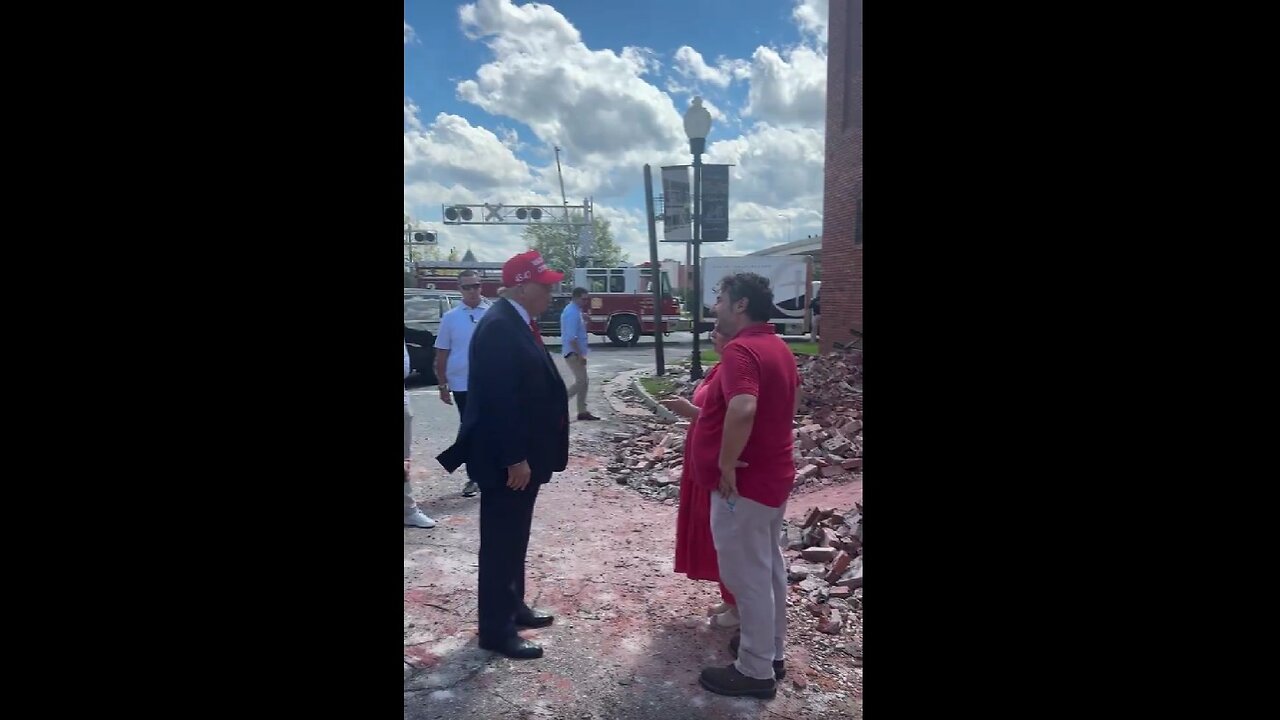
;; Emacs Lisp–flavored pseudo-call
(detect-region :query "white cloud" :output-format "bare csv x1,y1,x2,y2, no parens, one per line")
403,102,533,190
744,45,827,127
674,46,732,88
404,0,831,262
455,0,684,167
495,125,523,153
404,21,416,45
792,0,829,46
592,204,648,263
666,77,694,96
404,98,425,132
459,0,580,51
706,123,824,209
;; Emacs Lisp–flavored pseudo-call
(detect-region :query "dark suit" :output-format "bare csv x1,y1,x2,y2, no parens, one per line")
438,297,569,644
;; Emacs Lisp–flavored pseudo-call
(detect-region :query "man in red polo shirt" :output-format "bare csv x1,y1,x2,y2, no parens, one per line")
692,272,801,699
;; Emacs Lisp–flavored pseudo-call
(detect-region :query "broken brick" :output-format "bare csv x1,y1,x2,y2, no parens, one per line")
821,465,844,478
822,436,853,455
798,577,829,593
801,507,823,529
829,586,852,599
818,610,843,634
825,551,852,582
788,563,826,581
801,546,837,563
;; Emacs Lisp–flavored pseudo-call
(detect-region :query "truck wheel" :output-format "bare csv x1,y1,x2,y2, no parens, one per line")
608,317,639,346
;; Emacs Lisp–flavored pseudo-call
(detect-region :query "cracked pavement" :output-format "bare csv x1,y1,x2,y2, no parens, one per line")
405,339,862,719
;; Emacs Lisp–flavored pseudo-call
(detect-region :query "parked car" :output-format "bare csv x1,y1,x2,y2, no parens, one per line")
404,289,462,384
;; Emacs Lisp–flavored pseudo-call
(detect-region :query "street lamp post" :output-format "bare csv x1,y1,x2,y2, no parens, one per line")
684,97,712,380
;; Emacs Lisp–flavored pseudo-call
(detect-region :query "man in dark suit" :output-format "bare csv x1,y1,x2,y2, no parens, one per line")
437,250,570,660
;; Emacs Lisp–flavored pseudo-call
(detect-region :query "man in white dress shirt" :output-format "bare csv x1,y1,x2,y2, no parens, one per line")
434,269,491,497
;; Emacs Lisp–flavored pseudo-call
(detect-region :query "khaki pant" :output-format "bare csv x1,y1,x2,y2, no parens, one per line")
711,492,788,680
564,354,589,415
404,403,418,517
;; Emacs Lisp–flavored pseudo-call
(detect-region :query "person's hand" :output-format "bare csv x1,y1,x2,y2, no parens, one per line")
660,397,697,419
718,460,749,499
507,460,532,491
439,386,453,405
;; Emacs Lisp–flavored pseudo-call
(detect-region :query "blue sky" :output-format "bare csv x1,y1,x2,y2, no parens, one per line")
405,0,829,262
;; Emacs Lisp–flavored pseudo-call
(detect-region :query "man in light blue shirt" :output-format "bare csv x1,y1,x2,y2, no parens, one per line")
560,287,599,420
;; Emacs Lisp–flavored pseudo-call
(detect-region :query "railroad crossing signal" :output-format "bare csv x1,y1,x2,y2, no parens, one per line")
441,200,592,226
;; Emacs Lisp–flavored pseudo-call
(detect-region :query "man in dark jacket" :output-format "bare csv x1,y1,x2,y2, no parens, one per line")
437,250,570,660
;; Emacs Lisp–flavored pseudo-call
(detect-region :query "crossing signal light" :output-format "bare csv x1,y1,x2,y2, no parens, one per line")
444,206,474,222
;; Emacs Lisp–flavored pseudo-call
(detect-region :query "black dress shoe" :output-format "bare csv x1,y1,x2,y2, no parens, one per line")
699,664,776,699
729,634,786,679
479,636,543,660
515,608,555,628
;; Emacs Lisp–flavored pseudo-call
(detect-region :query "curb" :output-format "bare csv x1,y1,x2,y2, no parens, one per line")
602,369,655,418
630,373,678,423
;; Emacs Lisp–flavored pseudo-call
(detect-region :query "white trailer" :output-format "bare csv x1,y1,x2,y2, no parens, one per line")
700,256,815,335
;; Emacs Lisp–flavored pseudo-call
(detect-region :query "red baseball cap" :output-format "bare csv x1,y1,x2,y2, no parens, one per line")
502,249,564,287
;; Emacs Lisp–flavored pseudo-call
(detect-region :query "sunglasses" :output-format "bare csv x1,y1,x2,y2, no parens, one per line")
459,284,482,291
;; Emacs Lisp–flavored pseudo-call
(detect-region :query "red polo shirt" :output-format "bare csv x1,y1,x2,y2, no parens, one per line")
691,324,800,508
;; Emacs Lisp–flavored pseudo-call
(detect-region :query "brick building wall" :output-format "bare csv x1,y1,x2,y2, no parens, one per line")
820,0,863,353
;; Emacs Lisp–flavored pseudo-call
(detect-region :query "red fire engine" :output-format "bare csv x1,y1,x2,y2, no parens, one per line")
410,261,688,346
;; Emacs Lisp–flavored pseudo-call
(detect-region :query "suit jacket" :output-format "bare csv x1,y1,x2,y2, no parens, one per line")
437,298,570,488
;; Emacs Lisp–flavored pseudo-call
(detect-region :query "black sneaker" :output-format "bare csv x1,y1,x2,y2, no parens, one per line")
698,664,776,699
462,481,479,497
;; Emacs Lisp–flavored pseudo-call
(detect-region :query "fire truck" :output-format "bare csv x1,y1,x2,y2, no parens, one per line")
410,260,688,346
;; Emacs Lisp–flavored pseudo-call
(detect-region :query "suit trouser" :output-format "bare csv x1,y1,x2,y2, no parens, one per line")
711,492,788,680
478,480,543,643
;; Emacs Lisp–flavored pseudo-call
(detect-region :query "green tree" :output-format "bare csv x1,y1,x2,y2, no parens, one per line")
522,213,628,271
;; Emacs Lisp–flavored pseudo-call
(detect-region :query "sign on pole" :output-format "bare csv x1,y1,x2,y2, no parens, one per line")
701,164,730,242
661,166,691,241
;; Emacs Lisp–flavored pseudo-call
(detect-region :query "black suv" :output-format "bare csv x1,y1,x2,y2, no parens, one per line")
404,289,462,384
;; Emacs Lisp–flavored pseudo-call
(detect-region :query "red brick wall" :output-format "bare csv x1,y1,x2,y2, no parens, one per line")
820,0,863,354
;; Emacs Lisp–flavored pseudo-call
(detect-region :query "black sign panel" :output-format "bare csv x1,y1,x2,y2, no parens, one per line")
701,164,730,242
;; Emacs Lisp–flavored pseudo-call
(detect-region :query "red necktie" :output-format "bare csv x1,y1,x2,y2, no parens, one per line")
530,318,544,347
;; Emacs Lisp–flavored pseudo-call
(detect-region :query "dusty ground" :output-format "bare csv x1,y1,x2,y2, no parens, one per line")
405,367,862,720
